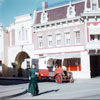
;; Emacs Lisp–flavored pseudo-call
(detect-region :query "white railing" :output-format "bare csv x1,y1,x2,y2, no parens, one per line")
86,40,100,50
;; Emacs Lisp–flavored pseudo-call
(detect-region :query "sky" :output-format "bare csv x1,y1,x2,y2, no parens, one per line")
0,0,76,28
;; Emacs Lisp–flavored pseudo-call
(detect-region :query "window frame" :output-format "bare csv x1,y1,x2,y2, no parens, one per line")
65,32,70,45
48,35,53,47
56,34,61,46
75,31,81,44
38,36,43,48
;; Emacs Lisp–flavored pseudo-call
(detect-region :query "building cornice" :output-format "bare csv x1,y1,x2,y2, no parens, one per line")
15,14,32,19
81,12,100,17
33,16,81,27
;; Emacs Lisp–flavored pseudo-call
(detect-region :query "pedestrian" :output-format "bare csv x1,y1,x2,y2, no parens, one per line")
27,63,39,96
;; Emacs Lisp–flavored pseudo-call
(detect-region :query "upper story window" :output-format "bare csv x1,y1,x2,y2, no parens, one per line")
40,11,48,23
38,36,43,48
69,7,73,15
92,0,97,10
56,34,61,46
67,2,76,18
18,27,28,42
92,3,97,10
90,35,100,41
65,32,70,45
48,35,52,47
19,31,21,41
25,30,28,40
75,31,80,44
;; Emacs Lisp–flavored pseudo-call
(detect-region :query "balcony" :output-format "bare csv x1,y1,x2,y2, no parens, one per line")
86,40,100,55
86,39,100,49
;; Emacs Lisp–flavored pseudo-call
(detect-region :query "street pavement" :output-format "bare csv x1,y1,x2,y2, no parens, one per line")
0,77,100,99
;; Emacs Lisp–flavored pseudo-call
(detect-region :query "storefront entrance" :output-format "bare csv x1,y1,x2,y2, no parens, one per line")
90,55,100,78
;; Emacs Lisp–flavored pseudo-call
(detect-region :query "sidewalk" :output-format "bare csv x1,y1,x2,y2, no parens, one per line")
0,84,27,99
0,77,29,86
0,77,28,80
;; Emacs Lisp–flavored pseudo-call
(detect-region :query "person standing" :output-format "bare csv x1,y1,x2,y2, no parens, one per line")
28,63,39,96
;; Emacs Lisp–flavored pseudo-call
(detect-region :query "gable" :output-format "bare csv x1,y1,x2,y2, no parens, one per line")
35,1,85,24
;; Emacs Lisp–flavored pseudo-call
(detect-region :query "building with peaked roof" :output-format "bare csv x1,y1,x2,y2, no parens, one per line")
4,0,100,78
32,0,100,78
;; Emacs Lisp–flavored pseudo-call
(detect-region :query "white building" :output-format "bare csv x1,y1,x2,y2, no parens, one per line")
0,25,3,76
2,0,100,79
7,14,38,77
0,25,8,76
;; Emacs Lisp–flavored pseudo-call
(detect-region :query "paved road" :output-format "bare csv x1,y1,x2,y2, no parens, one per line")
0,77,100,99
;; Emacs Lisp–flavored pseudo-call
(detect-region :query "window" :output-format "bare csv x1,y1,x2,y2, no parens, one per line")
56,34,61,46
25,30,28,41
90,35,95,41
92,3,97,10
90,35,100,41
18,27,28,42
19,31,21,41
65,32,70,45
69,7,73,15
22,27,24,40
98,35,100,40
48,35,52,47
92,0,97,10
27,61,30,69
67,3,76,18
38,36,43,48
43,13,46,20
75,31,80,44
63,58,81,71
41,12,48,23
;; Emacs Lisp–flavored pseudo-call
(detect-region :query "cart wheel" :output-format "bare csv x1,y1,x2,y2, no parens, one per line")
69,76,74,83
55,74,62,83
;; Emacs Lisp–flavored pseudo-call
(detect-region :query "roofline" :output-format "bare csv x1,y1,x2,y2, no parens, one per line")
15,14,32,19
81,12,100,17
36,0,85,13
33,16,81,27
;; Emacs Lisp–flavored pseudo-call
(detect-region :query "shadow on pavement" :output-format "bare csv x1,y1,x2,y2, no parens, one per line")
0,77,57,85
0,79,29,86
0,77,73,86
0,89,59,99
0,89,27,99
39,89,59,95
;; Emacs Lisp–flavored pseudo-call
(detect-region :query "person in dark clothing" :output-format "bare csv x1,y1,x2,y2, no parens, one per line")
27,63,39,96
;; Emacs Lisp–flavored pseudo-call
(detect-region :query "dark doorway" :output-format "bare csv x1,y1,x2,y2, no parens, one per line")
15,51,30,77
90,55,100,78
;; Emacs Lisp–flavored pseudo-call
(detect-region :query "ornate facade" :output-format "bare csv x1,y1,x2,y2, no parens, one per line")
1,0,100,78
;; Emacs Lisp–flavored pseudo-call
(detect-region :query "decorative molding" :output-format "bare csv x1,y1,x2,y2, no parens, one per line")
67,2,76,18
40,11,48,23
73,27,80,31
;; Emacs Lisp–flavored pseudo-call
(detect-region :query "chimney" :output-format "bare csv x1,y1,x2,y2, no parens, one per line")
42,2,48,12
